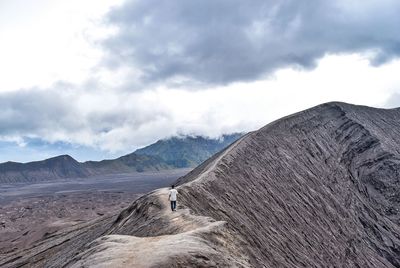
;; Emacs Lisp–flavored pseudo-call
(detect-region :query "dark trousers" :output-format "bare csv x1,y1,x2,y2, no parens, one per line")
170,200,176,211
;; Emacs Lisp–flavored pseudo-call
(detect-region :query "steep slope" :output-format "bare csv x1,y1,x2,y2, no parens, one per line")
0,155,89,183
2,102,400,267
135,134,243,168
174,102,400,267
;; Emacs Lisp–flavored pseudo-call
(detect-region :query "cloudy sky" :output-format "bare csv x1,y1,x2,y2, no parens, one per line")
1,0,400,162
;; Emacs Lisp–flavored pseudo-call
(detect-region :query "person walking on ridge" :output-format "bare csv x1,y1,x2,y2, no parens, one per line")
169,185,178,211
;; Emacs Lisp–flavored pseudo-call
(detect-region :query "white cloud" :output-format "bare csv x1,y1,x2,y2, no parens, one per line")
0,0,121,92
2,53,400,161
1,1,400,162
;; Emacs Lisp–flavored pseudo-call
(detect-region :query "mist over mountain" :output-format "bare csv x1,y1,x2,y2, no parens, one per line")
0,134,242,183
3,102,400,267
135,133,243,168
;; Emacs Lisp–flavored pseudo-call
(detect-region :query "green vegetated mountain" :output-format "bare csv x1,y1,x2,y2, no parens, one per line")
0,134,243,183
135,133,243,168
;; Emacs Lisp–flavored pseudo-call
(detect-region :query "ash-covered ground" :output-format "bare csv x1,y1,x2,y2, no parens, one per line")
0,169,190,254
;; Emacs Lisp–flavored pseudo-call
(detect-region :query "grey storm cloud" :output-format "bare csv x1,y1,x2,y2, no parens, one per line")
103,0,400,86
0,85,177,151
0,85,166,136
0,89,79,136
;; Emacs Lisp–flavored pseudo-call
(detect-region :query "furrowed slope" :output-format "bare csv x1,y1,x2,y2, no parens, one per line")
176,102,400,267
2,102,400,267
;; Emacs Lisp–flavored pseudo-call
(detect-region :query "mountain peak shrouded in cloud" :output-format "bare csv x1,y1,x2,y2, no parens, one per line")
135,133,243,167
5,102,400,267
0,134,243,183
1,0,400,160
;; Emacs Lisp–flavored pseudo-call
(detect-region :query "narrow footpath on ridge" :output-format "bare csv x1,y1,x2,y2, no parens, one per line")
70,188,241,268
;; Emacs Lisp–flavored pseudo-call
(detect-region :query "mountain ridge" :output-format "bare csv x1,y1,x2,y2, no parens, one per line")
0,154,90,183
2,102,400,267
135,133,243,168
0,134,243,183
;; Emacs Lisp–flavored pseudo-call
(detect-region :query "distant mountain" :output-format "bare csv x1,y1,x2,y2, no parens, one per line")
85,133,243,173
83,153,171,174
135,133,243,168
0,134,243,183
0,155,89,183
0,153,170,183
7,102,400,267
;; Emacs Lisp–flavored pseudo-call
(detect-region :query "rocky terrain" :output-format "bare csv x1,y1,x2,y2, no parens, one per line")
2,102,400,267
0,169,190,258
0,191,138,255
